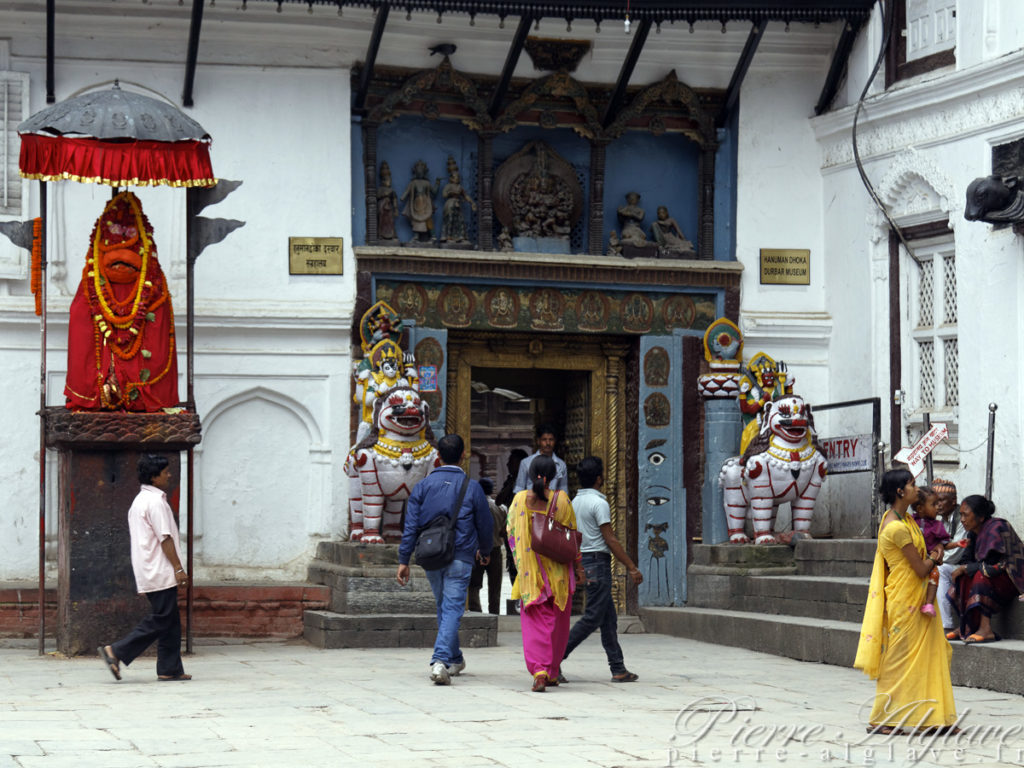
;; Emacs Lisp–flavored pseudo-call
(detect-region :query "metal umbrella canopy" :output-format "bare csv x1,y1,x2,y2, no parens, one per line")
18,81,215,187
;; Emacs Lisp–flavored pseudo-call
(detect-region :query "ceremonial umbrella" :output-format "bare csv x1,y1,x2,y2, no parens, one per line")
18,81,215,187
17,82,219,655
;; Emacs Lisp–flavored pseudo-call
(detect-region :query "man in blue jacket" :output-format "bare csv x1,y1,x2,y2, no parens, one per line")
396,433,492,685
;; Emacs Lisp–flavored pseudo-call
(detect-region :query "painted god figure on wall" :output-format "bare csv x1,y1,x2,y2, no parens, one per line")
400,159,440,243
440,158,475,244
377,160,399,243
64,191,178,412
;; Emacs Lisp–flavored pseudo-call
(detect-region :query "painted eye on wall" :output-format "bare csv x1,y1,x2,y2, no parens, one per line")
647,496,669,506
648,452,666,466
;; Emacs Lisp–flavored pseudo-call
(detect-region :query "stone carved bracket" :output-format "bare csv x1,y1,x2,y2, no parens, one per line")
43,407,202,450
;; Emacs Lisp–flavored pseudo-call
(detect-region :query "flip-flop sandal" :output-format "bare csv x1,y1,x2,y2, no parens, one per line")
945,630,960,640
158,674,193,681
611,671,639,683
556,672,569,684
531,673,547,693
98,646,121,681
963,633,1001,644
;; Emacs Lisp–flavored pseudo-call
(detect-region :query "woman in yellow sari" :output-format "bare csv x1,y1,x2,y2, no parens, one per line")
507,455,583,692
854,468,957,734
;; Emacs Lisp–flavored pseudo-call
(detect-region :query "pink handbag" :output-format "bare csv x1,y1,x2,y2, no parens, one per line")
530,490,582,564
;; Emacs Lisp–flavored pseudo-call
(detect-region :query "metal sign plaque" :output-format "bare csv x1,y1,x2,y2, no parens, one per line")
288,237,344,275
760,248,810,285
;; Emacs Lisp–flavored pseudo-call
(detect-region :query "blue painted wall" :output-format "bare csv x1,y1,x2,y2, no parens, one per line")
603,132,700,255
352,115,737,260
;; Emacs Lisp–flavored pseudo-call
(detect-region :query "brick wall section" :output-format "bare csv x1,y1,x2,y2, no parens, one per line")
0,584,330,639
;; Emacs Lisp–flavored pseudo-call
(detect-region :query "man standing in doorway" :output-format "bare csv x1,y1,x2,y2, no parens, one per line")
98,454,190,682
561,455,642,683
513,423,567,494
396,434,492,685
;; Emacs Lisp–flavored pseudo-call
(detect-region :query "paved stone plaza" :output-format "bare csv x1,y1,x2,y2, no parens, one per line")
2,630,1022,768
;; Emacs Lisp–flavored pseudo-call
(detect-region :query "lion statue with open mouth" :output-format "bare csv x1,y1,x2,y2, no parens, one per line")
719,394,828,545
345,384,439,544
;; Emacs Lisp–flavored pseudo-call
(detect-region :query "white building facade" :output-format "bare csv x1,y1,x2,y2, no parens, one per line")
2,0,1022,588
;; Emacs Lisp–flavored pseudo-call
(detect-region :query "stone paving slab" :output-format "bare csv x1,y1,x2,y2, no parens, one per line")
2,633,1023,767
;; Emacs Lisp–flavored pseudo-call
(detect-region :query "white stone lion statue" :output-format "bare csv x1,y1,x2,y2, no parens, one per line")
345,384,438,544
719,394,828,544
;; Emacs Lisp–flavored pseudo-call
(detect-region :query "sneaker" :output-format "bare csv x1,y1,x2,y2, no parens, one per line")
430,662,451,686
448,660,466,676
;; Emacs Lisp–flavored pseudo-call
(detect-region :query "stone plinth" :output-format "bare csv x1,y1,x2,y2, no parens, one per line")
43,408,201,656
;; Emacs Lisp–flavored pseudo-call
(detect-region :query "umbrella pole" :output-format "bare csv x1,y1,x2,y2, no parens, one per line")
185,188,196,655
37,181,48,656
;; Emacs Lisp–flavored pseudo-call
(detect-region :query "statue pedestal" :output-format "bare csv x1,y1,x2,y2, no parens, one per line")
699,385,741,545
513,236,570,254
43,408,201,656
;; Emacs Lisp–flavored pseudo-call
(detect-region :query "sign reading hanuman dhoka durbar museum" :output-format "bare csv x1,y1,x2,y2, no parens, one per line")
289,237,344,274
760,248,810,285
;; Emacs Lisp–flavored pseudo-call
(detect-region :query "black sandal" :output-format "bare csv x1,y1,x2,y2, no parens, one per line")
611,671,638,683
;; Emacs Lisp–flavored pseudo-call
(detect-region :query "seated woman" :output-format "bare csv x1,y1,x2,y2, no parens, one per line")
948,494,1024,643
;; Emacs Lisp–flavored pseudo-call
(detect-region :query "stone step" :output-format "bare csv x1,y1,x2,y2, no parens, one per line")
794,538,876,577
729,574,870,623
639,606,1024,697
303,610,498,649
307,562,435,614
313,540,403,567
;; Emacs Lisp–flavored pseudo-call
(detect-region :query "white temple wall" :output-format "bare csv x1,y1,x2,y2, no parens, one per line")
814,49,1024,534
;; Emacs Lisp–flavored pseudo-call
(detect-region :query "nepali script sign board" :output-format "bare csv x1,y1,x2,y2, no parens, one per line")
893,423,949,478
819,434,873,474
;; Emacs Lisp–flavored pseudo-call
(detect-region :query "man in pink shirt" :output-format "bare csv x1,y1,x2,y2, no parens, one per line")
98,454,190,681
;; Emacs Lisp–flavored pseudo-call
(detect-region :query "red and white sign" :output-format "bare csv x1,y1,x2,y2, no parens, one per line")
893,423,949,477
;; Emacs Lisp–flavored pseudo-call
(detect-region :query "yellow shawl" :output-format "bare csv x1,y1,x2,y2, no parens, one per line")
507,489,576,611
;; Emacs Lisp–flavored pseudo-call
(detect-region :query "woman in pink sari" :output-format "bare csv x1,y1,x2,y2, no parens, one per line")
507,455,583,692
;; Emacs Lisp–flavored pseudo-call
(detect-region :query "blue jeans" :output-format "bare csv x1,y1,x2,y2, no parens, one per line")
563,552,626,674
424,557,472,667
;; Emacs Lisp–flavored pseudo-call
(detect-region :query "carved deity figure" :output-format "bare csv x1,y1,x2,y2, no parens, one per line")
617,192,648,246
64,191,178,412
353,301,418,444
737,352,792,454
400,159,440,242
440,163,476,244
497,226,514,251
650,206,694,255
377,161,399,243
719,394,828,545
607,230,623,256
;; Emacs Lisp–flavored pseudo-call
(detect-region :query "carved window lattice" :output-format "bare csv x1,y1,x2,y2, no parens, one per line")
1,70,28,217
944,338,958,407
918,259,933,328
918,340,935,409
942,254,957,324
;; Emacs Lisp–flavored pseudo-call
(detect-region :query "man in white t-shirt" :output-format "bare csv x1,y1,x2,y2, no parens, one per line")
99,454,190,682
561,456,643,682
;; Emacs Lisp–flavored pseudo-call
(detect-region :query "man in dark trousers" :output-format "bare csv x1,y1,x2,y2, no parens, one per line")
99,454,190,682
561,456,642,683
396,434,492,685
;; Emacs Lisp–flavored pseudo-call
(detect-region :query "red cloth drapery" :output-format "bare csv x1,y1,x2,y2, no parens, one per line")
19,134,215,188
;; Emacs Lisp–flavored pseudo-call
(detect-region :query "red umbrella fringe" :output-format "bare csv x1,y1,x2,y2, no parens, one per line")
19,135,215,188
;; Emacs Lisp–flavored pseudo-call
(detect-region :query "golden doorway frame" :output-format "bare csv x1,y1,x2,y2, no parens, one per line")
446,332,632,609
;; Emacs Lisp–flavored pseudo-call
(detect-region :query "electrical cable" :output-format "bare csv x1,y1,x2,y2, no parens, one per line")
851,0,924,267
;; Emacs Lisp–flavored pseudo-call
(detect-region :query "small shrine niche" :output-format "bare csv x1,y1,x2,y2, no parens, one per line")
356,54,722,258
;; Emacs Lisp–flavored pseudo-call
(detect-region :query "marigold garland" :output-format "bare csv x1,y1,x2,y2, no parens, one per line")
31,218,42,316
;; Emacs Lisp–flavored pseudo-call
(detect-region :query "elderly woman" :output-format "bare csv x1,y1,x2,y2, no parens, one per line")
947,495,1024,643
855,468,956,735
507,455,583,692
